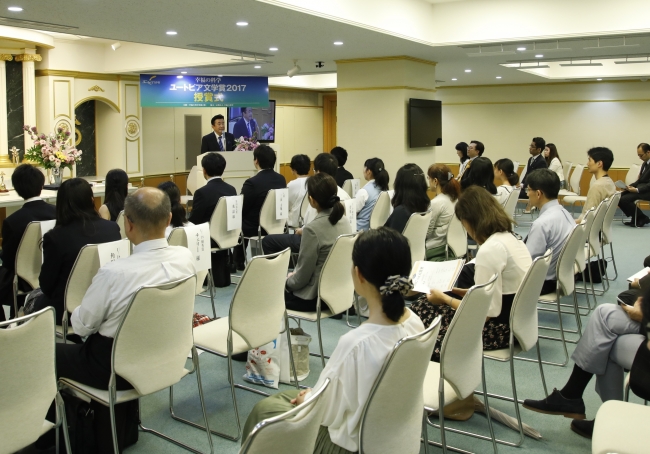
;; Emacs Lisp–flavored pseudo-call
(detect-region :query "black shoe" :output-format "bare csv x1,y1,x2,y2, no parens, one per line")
624,218,649,227
570,419,594,439
522,389,586,419
229,262,237,274
236,262,246,271
231,352,248,362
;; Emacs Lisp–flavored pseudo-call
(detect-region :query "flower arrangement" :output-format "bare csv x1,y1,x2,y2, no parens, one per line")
260,123,274,141
23,125,82,171
234,136,260,151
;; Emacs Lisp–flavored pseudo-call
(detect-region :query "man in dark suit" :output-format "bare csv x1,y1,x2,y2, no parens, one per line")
233,144,286,269
460,140,485,190
519,137,548,204
188,152,237,286
620,143,650,227
330,146,353,187
0,164,56,322
201,114,235,152
232,107,259,140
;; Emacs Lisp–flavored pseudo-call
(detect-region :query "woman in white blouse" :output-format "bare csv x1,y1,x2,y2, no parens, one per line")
544,143,565,188
411,186,531,361
425,163,460,261
493,158,520,206
242,227,424,453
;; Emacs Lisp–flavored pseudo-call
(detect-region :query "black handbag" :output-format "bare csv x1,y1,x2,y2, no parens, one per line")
59,391,97,454
630,341,650,401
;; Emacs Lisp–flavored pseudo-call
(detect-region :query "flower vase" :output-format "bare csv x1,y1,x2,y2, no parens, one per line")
53,170,62,186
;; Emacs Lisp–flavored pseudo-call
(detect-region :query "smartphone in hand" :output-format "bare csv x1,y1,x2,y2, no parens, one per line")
617,298,631,307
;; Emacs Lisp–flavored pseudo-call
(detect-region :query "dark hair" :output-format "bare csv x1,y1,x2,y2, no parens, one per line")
466,156,497,194
55,178,100,228
392,164,430,213
241,107,250,114
202,152,226,177
12,164,44,199
290,154,311,175
525,168,560,199
545,143,561,167
124,188,171,232
455,142,469,163
210,114,224,126
306,173,344,225
253,144,276,169
455,186,513,244
532,137,546,152
638,143,650,153
158,181,186,228
313,153,338,177
330,146,348,166
587,147,614,171
470,140,485,156
352,227,411,322
104,169,129,221
494,158,520,186
364,158,389,191
428,163,460,202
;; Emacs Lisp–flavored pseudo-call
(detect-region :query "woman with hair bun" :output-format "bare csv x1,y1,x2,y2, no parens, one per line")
158,181,193,238
285,173,352,311
426,163,461,261
355,157,390,231
493,158,520,206
244,227,424,453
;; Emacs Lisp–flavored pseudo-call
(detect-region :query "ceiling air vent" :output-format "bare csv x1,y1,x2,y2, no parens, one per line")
187,43,273,58
0,16,78,31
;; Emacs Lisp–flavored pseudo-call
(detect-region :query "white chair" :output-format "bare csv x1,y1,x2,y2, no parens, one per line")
626,163,641,185
403,211,433,268
558,164,584,197
243,189,287,263
592,400,650,454
422,274,499,454
298,192,310,227
180,249,294,442
562,160,573,183
209,196,244,283
538,219,588,366
238,379,331,454
167,227,214,317
59,276,214,454
115,210,126,239
563,175,596,213
444,214,467,259
601,192,621,280
369,191,391,229
578,199,610,299
287,233,358,366
0,307,71,454
342,178,359,198
359,317,442,454
186,165,200,195
504,187,522,221
482,250,552,447
12,221,44,319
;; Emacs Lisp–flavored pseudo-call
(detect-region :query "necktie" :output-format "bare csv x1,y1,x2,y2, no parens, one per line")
218,136,223,151
246,122,252,137
641,162,647,178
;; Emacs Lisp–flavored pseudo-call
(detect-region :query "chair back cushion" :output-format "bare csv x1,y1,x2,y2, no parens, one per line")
569,164,584,194
166,228,209,295
230,249,291,348
116,211,126,239
562,161,572,182
558,218,587,296
588,199,609,255
445,214,467,258
259,190,287,235
625,164,641,185
504,187,522,219
359,318,441,454
369,192,391,229
211,196,242,249
319,234,357,314
15,222,43,289
601,192,621,245
113,276,196,396
403,211,433,267
64,244,100,314
440,275,497,399
0,308,57,453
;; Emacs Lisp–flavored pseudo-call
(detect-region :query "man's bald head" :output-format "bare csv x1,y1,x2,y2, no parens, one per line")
124,187,171,236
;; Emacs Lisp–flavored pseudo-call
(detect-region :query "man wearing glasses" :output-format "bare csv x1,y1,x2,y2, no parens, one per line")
619,143,650,227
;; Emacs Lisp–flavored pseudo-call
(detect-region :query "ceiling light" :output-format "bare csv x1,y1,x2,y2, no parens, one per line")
254,65,261,69
181,71,187,74
517,47,526,51
236,21,248,26
535,54,543,58
269,47,278,51
177,75,183,79
496,76,502,79
7,6,23,12
110,42,121,51
559,62,603,67
217,75,223,77
464,69,471,73
333,41,343,46
287,61,301,77
451,78,457,81
597,78,602,81
166,31,177,35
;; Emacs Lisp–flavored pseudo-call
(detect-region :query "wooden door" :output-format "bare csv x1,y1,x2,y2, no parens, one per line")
323,94,337,153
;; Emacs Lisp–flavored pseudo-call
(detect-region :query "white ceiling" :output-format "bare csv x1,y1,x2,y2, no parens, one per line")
2,0,650,87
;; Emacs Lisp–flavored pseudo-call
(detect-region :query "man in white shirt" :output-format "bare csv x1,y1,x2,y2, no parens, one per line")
287,154,310,227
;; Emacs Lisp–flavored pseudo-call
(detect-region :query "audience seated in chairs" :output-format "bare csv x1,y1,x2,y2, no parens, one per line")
159,181,193,239
523,169,575,296
233,144,286,269
33,178,121,324
425,163,460,261
37,187,196,451
330,146,353,188
262,153,350,255
186,152,236,285
619,143,650,227
410,186,532,361
287,154,310,228
523,288,650,440
576,147,616,223
98,168,129,221
0,164,56,322
459,140,485,188
243,227,424,453
544,143,565,189
460,156,497,195
493,158,519,206
383,163,430,234
285,173,352,312
355,157,390,231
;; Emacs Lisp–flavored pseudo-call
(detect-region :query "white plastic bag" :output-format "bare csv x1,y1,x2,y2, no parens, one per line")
280,328,312,384
243,336,282,389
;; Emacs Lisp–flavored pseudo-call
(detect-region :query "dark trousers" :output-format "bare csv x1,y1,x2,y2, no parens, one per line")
262,234,302,255
540,279,558,296
0,266,28,322
284,290,318,312
211,248,231,287
619,191,650,222
234,224,270,266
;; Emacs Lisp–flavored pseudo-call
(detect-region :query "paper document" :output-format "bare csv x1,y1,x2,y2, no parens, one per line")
410,259,466,293
184,223,211,272
350,179,360,197
225,195,243,231
40,220,56,237
275,188,289,220
97,239,131,268
627,267,650,282
615,180,628,189
343,199,357,232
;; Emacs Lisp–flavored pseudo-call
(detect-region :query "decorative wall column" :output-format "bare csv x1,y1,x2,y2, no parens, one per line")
15,51,41,154
0,54,13,164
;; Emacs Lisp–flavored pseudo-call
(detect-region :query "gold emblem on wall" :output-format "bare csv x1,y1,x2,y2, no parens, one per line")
14,54,42,62
75,118,82,146
88,85,105,92
125,119,140,139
